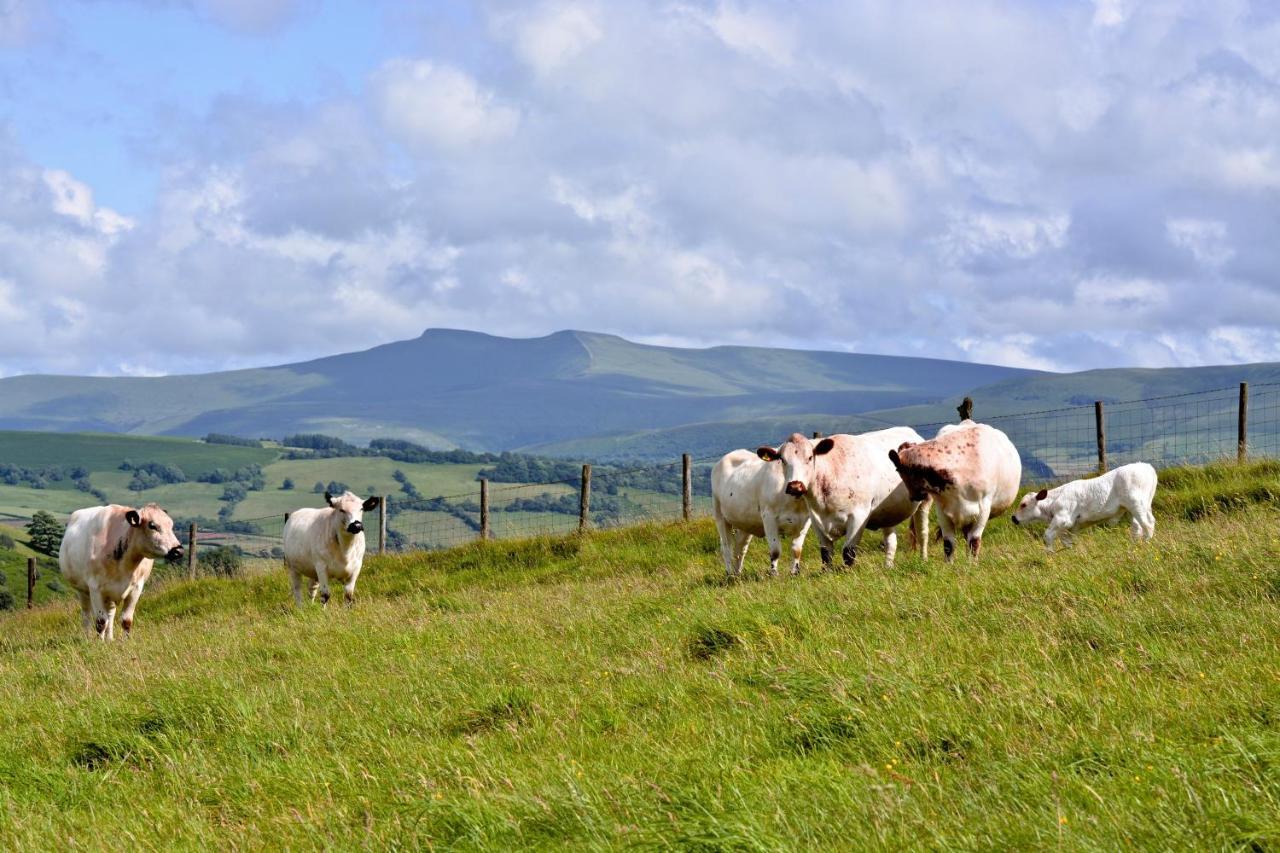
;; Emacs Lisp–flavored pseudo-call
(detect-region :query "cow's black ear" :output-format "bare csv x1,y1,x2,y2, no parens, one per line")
756,446,780,462
888,449,902,468
324,490,335,506
126,509,141,527
1035,488,1049,501
814,437,835,455
362,496,380,511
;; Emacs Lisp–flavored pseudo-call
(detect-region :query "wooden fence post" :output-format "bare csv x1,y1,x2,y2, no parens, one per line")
27,557,35,608
1239,382,1249,464
480,479,490,541
957,396,974,421
378,498,388,554
681,455,691,522
187,522,197,580
1095,401,1107,474
812,431,824,439
579,464,592,533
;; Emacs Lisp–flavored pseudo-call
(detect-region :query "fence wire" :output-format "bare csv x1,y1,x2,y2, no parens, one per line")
10,384,1270,559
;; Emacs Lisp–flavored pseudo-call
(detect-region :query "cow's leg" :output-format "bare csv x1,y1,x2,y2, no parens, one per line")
790,519,811,576
119,578,146,637
1128,514,1144,541
731,530,752,577
287,565,305,606
77,589,93,636
88,585,110,640
883,528,898,567
842,508,872,566
818,528,835,571
937,512,958,563
314,564,332,606
309,580,320,602
1140,507,1156,540
343,570,359,606
967,499,994,560
713,510,736,578
762,514,783,577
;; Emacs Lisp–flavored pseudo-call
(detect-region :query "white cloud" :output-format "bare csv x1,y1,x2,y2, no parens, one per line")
1166,218,1232,267
501,1,603,76
372,59,519,152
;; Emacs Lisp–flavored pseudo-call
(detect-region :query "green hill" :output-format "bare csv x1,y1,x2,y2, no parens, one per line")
530,363,1280,468
2,460,1280,847
0,329,1035,450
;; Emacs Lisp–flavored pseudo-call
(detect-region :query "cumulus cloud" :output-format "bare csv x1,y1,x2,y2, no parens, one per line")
373,59,519,152
2,0,1280,376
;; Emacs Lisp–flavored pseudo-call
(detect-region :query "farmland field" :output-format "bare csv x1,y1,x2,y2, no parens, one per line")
3,461,1280,847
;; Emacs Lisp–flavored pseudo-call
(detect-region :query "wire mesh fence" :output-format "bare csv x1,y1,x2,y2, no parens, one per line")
5,383,1275,563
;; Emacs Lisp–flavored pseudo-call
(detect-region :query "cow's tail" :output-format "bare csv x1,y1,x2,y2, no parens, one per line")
908,495,933,559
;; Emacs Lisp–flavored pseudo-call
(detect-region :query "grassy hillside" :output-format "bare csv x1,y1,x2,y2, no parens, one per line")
0,329,1035,448
3,461,1280,847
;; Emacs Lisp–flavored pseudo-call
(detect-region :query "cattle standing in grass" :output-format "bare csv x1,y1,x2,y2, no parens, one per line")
1012,462,1157,549
711,448,813,577
59,503,183,639
283,491,380,606
766,429,929,569
889,420,1021,562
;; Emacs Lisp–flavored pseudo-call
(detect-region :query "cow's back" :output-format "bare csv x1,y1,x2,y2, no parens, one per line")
975,425,1022,515
815,427,923,518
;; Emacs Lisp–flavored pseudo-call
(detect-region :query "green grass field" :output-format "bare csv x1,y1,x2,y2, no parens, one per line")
3,461,1280,847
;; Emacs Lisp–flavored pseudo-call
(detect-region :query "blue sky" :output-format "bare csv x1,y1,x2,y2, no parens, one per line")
2,0,1280,376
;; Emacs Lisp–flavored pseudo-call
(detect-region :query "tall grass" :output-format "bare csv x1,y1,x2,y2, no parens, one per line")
2,462,1280,848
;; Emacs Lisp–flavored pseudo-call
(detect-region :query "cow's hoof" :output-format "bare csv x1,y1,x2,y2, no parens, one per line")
94,617,107,634
820,546,833,565
842,545,857,566
319,591,331,605
943,540,955,561
121,618,133,635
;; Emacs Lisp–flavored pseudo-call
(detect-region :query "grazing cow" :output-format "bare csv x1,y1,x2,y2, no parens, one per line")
889,420,1021,562
59,503,184,639
711,447,813,577
1012,462,1157,549
283,490,380,606
763,429,928,569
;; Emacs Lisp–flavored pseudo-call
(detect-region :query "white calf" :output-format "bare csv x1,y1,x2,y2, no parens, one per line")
1012,462,1157,550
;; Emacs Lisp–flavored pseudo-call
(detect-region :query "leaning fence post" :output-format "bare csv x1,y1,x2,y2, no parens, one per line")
1095,401,1107,474
479,479,490,541
27,557,35,608
378,497,388,554
187,522,197,580
957,396,974,421
812,431,824,439
682,454,692,521
579,464,592,533
1239,382,1249,464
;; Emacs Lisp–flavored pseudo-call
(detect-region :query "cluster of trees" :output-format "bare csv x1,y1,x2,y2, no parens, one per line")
313,480,350,495
0,463,94,492
502,492,629,523
391,469,423,508
121,460,188,491
476,454,581,485
197,464,266,489
369,439,499,465
203,433,263,447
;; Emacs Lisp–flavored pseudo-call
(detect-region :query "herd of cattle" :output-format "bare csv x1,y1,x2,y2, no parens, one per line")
712,419,1157,578
53,419,1158,640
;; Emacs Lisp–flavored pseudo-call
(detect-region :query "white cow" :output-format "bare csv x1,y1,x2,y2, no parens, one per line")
1011,462,1157,549
283,490,380,606
889,420,1022,562
765,428,929,568
711,446,813,578
59,503,184,639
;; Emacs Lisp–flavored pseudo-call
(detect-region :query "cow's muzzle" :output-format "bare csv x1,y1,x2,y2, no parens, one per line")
347,521,364,534
785,481,807,498
166,546,184,562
